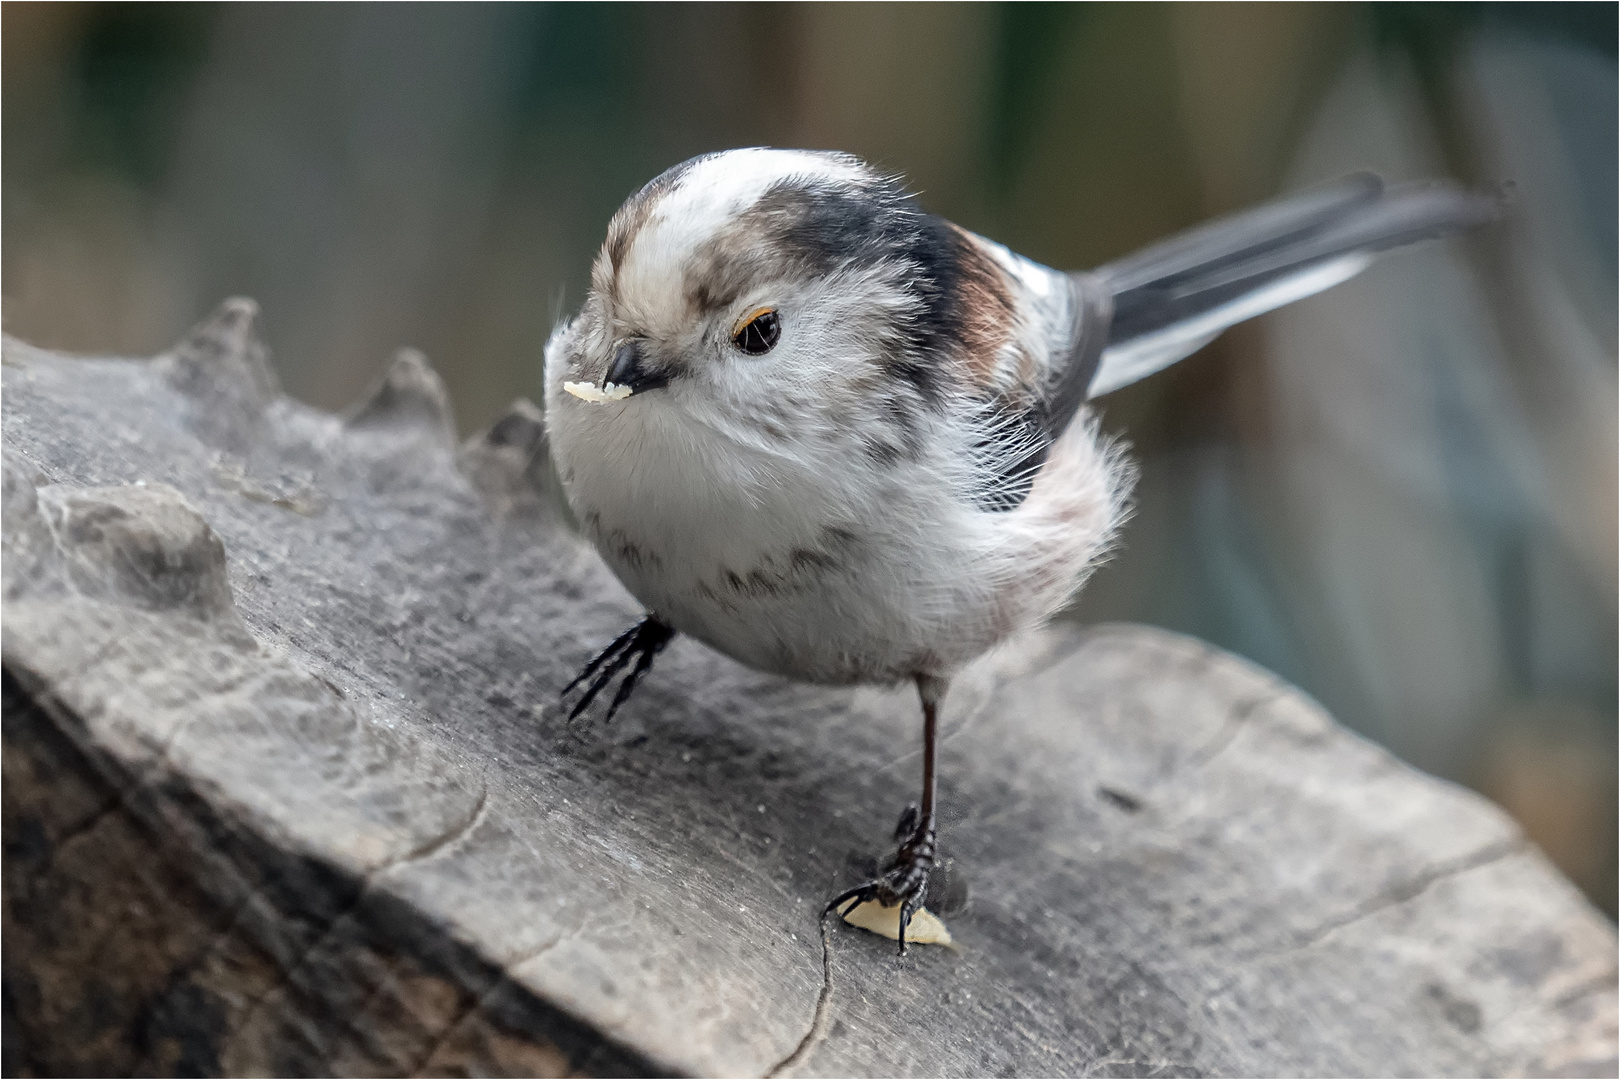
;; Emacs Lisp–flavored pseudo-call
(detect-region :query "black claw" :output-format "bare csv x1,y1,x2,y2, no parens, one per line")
566,641,639,719
823,884,873,919
824,800,937,953
562,622,641,697
562,616,675,721
897,896,917,956
603,629,668,722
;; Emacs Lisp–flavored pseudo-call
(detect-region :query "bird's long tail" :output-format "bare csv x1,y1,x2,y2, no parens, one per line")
1085,172,1498,398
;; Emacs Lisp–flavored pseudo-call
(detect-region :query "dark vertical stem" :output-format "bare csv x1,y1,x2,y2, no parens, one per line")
920,694,938,825
915,674,947,828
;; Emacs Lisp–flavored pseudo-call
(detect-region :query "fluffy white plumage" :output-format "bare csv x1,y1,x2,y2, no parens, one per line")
547,149,1132,684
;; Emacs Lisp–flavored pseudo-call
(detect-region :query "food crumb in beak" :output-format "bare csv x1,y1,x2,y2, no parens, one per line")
563,381,634,403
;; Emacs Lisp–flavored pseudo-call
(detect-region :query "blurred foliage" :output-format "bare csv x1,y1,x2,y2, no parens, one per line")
986,3,1085,197
1373,2,1618,66
62,3,216,185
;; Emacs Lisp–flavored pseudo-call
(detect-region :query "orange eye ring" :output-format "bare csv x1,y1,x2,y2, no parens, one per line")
732,307,781,355
733,306,775,336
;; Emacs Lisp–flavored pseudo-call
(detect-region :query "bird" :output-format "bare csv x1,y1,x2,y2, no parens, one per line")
542,147,1494,952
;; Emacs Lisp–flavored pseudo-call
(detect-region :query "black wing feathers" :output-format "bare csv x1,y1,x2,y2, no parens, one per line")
1103,177,1496,345
975,172,1495,512
1100,171,1383,295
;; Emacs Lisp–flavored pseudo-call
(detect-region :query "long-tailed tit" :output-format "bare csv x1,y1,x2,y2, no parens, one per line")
543,148,1493,951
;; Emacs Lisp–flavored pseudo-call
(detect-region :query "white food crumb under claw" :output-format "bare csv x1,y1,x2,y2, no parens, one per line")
563,381,634,403
837,898,952,945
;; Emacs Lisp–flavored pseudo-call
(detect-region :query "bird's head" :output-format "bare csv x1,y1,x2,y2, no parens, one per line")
550,148,1025,456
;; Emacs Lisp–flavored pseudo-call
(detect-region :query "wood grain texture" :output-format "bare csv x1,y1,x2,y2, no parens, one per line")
2,300,1614,1077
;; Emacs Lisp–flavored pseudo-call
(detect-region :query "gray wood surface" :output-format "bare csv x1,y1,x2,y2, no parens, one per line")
3,300,1614,1077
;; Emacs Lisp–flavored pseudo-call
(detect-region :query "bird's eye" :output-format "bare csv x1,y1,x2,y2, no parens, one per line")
732,308,780,355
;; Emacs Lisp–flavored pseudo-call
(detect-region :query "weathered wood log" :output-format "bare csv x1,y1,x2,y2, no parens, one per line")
3,300,1614,1077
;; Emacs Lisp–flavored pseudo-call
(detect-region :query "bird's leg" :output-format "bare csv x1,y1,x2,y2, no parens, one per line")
825,674,945,955
561,615,675,722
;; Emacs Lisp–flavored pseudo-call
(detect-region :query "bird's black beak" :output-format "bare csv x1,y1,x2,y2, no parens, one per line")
605,340,669,395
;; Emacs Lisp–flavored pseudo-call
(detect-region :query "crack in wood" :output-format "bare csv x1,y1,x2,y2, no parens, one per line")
1185,689,1283,769
390,783,490,869
1549,966,1620,1011
765,916,836,1078
406,934,569,1078
225,782,491,1058
1279,837,1530,955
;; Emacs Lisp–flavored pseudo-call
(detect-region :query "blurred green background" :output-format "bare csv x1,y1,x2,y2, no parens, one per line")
4,2,1615,916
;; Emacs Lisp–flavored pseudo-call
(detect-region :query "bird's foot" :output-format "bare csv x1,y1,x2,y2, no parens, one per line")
824,802,937,954
561,615,675,722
